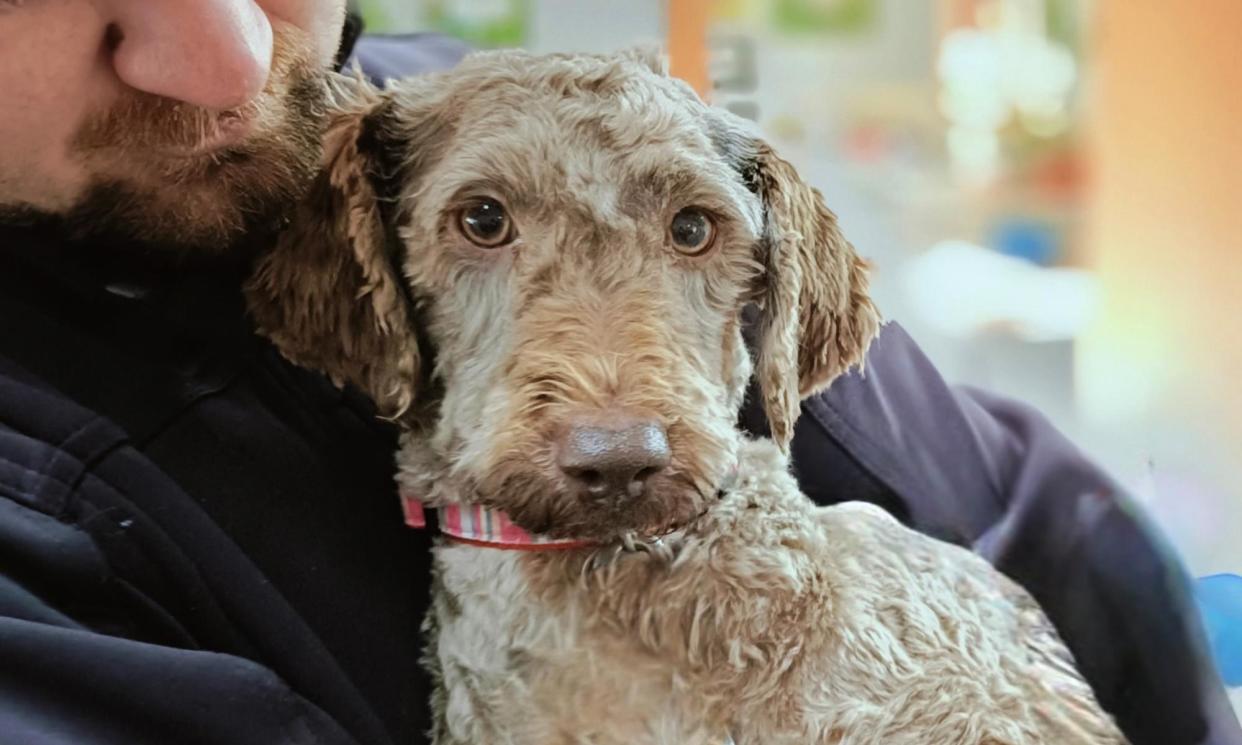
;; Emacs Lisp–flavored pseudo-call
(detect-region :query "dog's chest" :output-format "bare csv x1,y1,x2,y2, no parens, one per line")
425,544,729,745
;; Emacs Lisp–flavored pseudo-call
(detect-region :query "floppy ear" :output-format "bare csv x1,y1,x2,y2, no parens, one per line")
750,143,880,448
246,86,420,419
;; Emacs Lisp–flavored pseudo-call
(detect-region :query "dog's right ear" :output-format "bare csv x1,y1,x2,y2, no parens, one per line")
246,85,421,419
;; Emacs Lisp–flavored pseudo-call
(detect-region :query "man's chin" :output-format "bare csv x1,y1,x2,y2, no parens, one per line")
78,168,307,255
12,129,323,259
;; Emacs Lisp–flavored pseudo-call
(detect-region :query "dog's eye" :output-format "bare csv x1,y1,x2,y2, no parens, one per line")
669,208,716,256
459,198,515,248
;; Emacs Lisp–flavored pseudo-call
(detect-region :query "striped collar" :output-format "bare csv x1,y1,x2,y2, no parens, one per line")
400,493,593,551
400,462,738,551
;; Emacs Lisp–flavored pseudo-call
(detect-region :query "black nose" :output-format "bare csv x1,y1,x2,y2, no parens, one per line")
556,412,671,501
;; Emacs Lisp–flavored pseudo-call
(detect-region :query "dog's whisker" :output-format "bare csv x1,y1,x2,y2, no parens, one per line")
620,531,640,553
586,543,626,577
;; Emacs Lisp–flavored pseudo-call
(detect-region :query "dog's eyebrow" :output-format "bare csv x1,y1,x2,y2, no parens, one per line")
619,164,754,225
624,166,703,199
440,175,543,214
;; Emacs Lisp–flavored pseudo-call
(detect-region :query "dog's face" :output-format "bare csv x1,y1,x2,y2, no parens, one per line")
248,50,879,542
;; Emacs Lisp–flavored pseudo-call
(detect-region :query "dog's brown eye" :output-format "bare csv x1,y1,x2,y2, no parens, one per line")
459,198,514,248
669,208,716,255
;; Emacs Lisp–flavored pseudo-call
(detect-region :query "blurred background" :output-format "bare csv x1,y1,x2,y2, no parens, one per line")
358,0,1242,703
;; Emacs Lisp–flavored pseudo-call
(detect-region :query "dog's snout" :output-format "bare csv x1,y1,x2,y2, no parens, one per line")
557,412,671,501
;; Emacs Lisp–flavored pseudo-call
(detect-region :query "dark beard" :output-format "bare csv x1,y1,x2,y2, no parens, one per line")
0,31,327,261
67,78,324,258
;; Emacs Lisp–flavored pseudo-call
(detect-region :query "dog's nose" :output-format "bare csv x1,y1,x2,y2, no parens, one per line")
557,413,671,500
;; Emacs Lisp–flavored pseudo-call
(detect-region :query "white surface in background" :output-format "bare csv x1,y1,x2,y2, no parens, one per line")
901,240,1100,341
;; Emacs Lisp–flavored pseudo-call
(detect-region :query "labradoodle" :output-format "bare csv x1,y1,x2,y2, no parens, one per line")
246,49,1127,744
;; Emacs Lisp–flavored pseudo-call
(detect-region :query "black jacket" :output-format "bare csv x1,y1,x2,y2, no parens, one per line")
0,37,1238,745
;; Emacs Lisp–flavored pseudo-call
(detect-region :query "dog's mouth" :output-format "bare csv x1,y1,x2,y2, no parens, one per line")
476,465,712,544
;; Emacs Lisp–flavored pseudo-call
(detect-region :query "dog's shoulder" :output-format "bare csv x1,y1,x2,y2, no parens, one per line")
717,437,806,512
696,437,818,544
711,438,1030,613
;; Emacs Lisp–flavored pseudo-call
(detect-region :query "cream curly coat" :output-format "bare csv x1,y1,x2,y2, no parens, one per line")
246,49,1127,744
420,439,1125,744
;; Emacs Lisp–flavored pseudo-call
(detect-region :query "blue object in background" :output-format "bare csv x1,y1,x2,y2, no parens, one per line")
1195,573,1242,686
989,218,1060,266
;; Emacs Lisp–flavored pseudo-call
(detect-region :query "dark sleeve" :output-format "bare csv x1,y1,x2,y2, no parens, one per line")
965,388,1242,745
0,618,357,745
776,322,1242,745
0,373,376,745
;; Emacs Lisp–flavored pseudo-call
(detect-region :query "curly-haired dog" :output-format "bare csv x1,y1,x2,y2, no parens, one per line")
246,50,1127,744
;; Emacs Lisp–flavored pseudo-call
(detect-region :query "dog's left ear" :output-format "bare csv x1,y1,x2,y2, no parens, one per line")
246,84,422,419
748,142,881,448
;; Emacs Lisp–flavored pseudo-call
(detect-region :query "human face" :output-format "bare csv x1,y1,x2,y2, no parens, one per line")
0,1,348,252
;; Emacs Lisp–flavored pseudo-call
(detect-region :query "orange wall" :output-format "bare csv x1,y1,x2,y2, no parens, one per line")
667,0,711,98
1079,1,1242,450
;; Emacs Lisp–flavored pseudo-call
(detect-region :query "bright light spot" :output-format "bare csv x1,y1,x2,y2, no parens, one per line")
936,14,1079,177
938,29,1004,90
1019,103,1071,138
946,125,1001,184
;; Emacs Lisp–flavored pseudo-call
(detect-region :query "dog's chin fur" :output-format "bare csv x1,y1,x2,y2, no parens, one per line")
478,464,710,542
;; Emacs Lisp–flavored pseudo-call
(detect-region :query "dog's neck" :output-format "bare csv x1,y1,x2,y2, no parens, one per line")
400,492,595,551
396,446,743,551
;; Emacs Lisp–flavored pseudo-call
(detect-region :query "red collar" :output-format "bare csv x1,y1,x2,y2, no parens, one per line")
400,493,594,551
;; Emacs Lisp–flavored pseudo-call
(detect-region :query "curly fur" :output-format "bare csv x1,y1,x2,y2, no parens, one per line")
246,48,1126,744
424,440,1124,744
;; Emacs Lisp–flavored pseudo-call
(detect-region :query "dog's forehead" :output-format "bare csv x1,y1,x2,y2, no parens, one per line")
399,52,761,229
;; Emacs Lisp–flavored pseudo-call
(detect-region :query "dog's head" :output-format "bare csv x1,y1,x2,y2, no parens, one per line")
248,50,879,542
